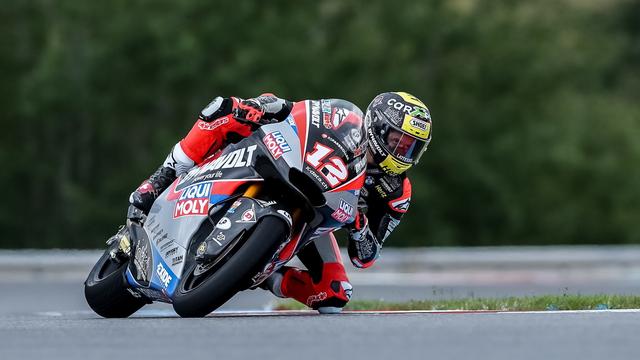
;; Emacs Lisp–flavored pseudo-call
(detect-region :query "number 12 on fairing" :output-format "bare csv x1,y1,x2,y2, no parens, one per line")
305,142,348,187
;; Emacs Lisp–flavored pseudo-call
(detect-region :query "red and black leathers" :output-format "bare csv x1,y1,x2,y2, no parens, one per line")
130,94,412,311
348,168,411,268
268,233,353,312
180,96,292,164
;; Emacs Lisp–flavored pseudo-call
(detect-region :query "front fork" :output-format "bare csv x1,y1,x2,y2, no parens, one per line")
105,225,131,264
106,204,147,263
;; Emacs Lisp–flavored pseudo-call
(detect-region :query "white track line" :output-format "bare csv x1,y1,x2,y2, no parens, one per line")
36,308,640,318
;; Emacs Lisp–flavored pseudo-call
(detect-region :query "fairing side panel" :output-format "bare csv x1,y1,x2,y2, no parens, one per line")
140,138,265,297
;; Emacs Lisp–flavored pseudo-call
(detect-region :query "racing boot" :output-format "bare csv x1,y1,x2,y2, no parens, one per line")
129,165,177,214
264,265,353,314
261,268,287,298
129,143,195,214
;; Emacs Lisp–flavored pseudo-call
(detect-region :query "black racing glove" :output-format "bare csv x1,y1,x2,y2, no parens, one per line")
233,93,291,125
347,211,382,268
233,98,266,125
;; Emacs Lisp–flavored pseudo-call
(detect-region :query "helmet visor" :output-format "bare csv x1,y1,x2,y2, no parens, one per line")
384,129,427,164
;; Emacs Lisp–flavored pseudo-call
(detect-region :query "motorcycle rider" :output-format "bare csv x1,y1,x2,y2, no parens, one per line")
129,92,432,313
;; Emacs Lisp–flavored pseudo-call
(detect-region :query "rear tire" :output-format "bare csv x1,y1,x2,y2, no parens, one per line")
84,251,147,318
172,216,288,317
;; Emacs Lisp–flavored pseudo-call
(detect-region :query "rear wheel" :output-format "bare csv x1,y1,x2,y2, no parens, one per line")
84,251,147,318
172,216,288,317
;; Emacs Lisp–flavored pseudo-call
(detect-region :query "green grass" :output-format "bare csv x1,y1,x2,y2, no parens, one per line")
274,294,640,311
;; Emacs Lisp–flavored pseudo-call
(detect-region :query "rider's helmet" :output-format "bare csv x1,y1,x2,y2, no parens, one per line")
364,92,432,175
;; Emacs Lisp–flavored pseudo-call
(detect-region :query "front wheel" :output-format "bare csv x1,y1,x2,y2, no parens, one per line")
84,251,147,318
172,216,288,317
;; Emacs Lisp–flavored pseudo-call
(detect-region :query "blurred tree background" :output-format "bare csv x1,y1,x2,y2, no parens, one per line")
1,0,639,248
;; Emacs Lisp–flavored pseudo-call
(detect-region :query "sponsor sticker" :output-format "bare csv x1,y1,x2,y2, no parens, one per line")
214,232,225,246
343,135,357,151
198,117,229,131
383,107,402,124
236,204,257,223
277,209,292,225
197,242,207,255
350,128,362,142
323,113,333,129
228,200,242,214
165,247,178,257
173,182,212,218
216,217,231,230
401,114,430,139
263,131,292,159
371,94,384,107
387,98,428,117
354,156,367,174
256,199,277,207
390,197,410,213
306,292,328,307
321,99,332,114
410,118,428,131
156,263,172,289
304,165,329,190
331,199,354,223
171,255,184,266
177,145,257,187
159,240,175,252
285,114,298,134
310,101,321,128
332,108,349,128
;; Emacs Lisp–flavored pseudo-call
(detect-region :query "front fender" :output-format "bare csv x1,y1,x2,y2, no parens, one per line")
195,197,293,262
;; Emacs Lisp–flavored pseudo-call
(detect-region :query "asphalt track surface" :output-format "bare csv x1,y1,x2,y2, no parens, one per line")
3,247,640,359
2,279,640,360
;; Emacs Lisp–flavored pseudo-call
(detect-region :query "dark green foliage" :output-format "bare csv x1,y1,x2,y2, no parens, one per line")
1,0,638,247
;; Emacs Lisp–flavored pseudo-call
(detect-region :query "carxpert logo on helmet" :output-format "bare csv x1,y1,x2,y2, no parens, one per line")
388,92,431,121
387,98,430,120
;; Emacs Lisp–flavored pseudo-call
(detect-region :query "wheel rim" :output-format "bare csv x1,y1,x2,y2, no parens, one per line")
95,254,124,282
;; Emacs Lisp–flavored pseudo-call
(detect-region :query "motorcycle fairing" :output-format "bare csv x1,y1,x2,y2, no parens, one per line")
125,221,176,302
195,196,293,264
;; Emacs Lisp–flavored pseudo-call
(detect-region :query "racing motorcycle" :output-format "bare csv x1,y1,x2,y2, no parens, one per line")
84,99,368,318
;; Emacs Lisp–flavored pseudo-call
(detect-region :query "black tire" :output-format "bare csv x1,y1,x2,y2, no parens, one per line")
84,251,147,318
172,216,288,317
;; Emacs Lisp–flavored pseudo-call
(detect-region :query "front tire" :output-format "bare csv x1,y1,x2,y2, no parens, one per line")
172,216,288,317
84,251,147,318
